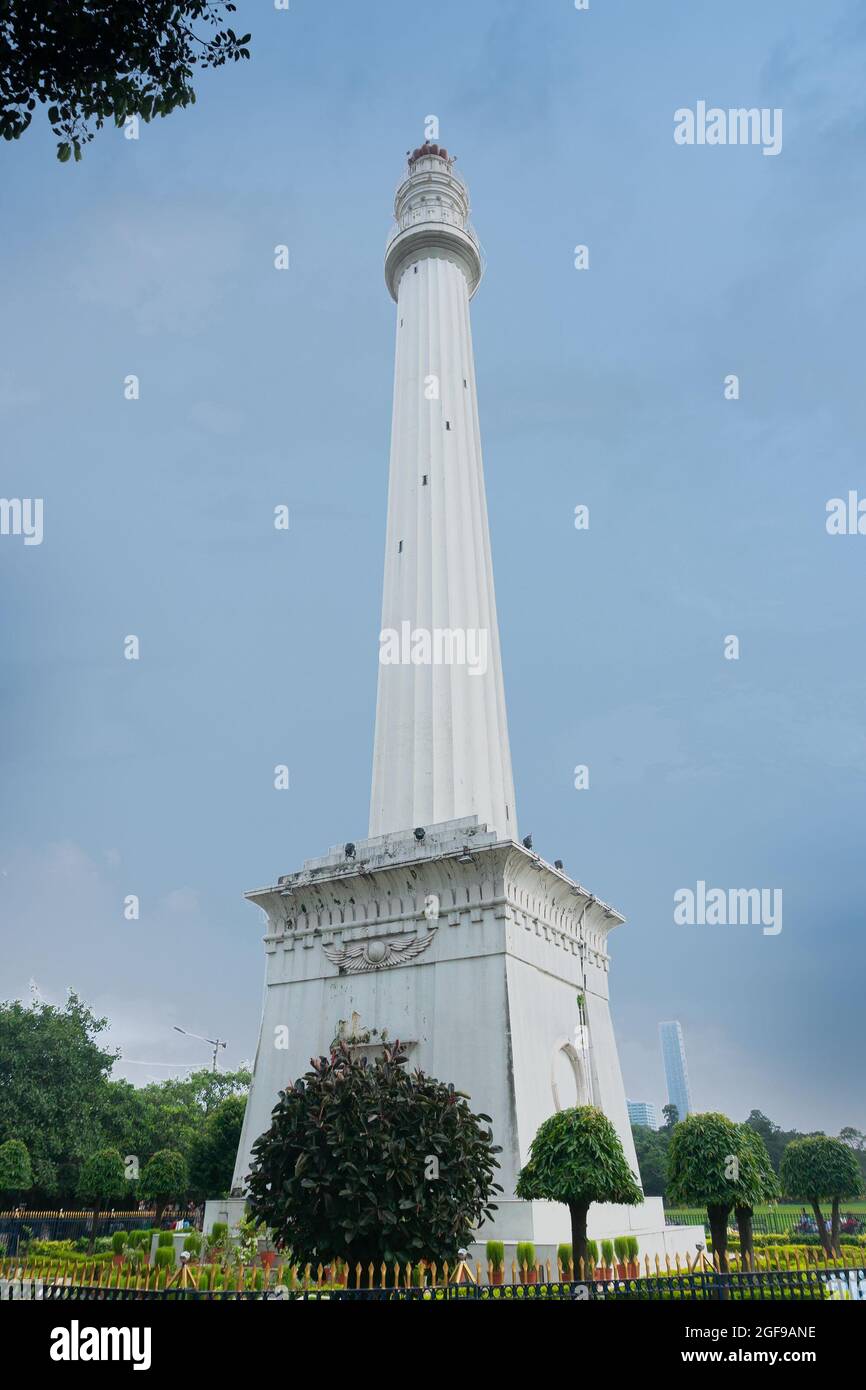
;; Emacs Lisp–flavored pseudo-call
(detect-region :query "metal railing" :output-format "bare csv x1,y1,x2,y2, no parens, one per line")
0,1210,187,1256
385,210,481,252
8,1267,865,1302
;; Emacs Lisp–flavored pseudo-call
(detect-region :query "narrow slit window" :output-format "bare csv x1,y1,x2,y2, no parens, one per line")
445,421,451,431
422,475,428,486
398,540,403,553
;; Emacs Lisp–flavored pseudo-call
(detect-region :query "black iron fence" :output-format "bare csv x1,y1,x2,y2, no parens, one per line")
0,1211,181,1257
5,1267,864,1301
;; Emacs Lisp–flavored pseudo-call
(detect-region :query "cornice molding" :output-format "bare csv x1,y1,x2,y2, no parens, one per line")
251,830,621,975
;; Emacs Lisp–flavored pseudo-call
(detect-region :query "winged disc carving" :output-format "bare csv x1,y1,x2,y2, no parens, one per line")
322,930,437,974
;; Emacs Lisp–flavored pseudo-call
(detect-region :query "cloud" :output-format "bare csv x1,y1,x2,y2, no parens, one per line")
0,842,215,1081
68,201,246,335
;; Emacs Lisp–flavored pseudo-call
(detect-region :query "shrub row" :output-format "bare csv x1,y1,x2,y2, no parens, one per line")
497,1236,639,1273
718,1232,866,1253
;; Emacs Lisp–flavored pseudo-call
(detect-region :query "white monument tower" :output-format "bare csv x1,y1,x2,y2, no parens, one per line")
370,141,515,842
222,142,700,1264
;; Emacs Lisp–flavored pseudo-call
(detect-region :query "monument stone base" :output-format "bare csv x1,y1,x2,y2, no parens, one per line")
225,818,678,1256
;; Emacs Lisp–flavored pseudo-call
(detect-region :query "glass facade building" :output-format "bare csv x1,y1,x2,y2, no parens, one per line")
659,1020,693,1122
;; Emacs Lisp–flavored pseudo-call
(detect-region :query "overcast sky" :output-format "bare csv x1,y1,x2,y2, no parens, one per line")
2,0,864,1134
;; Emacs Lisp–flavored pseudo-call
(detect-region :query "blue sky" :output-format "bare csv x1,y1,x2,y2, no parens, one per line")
1,0,864,1133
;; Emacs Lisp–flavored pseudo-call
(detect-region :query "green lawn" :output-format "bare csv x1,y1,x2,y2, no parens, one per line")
667,1200,861,1234
668,1202,866,1214
666,1202,866,1233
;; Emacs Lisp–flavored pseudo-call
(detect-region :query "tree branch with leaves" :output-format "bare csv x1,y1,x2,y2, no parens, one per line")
0,1,251,160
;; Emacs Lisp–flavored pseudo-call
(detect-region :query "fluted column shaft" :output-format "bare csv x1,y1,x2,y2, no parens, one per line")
370,168,517,841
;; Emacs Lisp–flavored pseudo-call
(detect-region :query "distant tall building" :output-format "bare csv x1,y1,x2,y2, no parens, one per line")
627,1100,659,1130
659,1021,692,1122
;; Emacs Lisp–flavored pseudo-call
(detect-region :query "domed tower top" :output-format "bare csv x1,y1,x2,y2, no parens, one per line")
407,142,452,166
384,142,483,301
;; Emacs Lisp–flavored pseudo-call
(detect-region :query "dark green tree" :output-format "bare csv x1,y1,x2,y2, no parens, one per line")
515,1107,642,1274
0,1,251,161
661,1103,679,1132
140,1149,189,1227
101,1067,250,1163
0,994,118,1199
0,1138,33,1206
247,1043,501,1269
733,1124,779,1265
631,1123,669,1197
780,1136,863,1256
839,1127,866,1187
188,1095,246,1200
666,1112,765,1272
77,1147,127,1249
0,994,249,1200
743,1109,806,1174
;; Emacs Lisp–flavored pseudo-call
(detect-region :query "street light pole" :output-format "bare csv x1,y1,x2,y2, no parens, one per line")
173,1025,227,1072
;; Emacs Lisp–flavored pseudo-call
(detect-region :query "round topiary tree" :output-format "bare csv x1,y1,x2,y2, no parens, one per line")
246,1042,502,1269
77,1148,126,1250
733,1124,779,1266
140,1150,189,1229
780,1136,863,1257
666,1112,767,1272
0,1138,33,1208
514,1106,642,1276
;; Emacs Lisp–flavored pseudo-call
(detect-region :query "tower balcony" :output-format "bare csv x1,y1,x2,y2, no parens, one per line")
384,205,485,300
